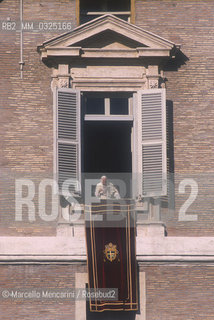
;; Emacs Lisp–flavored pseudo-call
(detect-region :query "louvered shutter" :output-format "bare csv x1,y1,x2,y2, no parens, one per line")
133,89,167,197
56,88,81,195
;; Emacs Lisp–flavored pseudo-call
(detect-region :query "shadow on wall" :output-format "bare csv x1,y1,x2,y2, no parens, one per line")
164,49,189,72
161,47,189,213
161,100,175,211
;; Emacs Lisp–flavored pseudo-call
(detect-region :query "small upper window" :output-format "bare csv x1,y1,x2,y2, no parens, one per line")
84,93,132,117
80,0,131,24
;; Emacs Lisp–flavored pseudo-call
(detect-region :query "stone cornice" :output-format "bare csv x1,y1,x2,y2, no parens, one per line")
38,14,176,49
0,237,214,263
37,14,178,63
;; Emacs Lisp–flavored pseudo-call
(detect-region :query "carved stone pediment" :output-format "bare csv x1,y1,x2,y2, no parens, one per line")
38,14,178,62
37,15,179,91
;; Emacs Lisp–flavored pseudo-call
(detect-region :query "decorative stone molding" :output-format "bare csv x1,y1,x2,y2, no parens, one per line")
51,64,71,90
58,77,70,88
148,78,159,89
39,14,178,230
38,15,178,92
146,65,161,89
37,15,177,63
1,237,214,262
51,77,71,91
71,78,147,91
137,221,165,237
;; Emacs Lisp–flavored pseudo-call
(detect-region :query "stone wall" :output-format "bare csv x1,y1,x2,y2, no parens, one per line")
1,262,214,319
0,0,76,235
0,263,86,320
140,263,214,320
1,0,214,236
135,0,214,236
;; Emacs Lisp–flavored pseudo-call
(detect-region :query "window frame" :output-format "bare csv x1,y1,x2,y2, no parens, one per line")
83,92,133,121
55,88,167,199
76,0,135,25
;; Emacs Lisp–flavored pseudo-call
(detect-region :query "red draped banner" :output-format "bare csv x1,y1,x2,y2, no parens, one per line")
85,200,138,312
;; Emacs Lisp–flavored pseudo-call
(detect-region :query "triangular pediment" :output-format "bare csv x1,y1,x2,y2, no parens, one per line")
38,15,177,61
72,30,147,50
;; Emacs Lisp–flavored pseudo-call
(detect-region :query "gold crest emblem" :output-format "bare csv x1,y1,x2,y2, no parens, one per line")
104,242,119,262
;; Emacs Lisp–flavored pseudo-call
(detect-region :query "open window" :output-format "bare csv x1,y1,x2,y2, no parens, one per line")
55,88,167,200
78,0,133,24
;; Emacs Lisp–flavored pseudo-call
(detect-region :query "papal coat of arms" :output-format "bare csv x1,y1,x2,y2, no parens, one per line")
103,242,119,262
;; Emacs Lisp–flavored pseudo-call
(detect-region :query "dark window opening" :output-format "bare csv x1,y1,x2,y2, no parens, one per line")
80,0,131,24
84,93,131,116
83,121,132,174
80,0,130,13
110,97,129,115
85,97,105,115
83,121,132,198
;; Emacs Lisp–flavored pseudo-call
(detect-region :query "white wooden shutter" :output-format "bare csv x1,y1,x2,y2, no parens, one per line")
56,88,81,195
133,88,167,197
